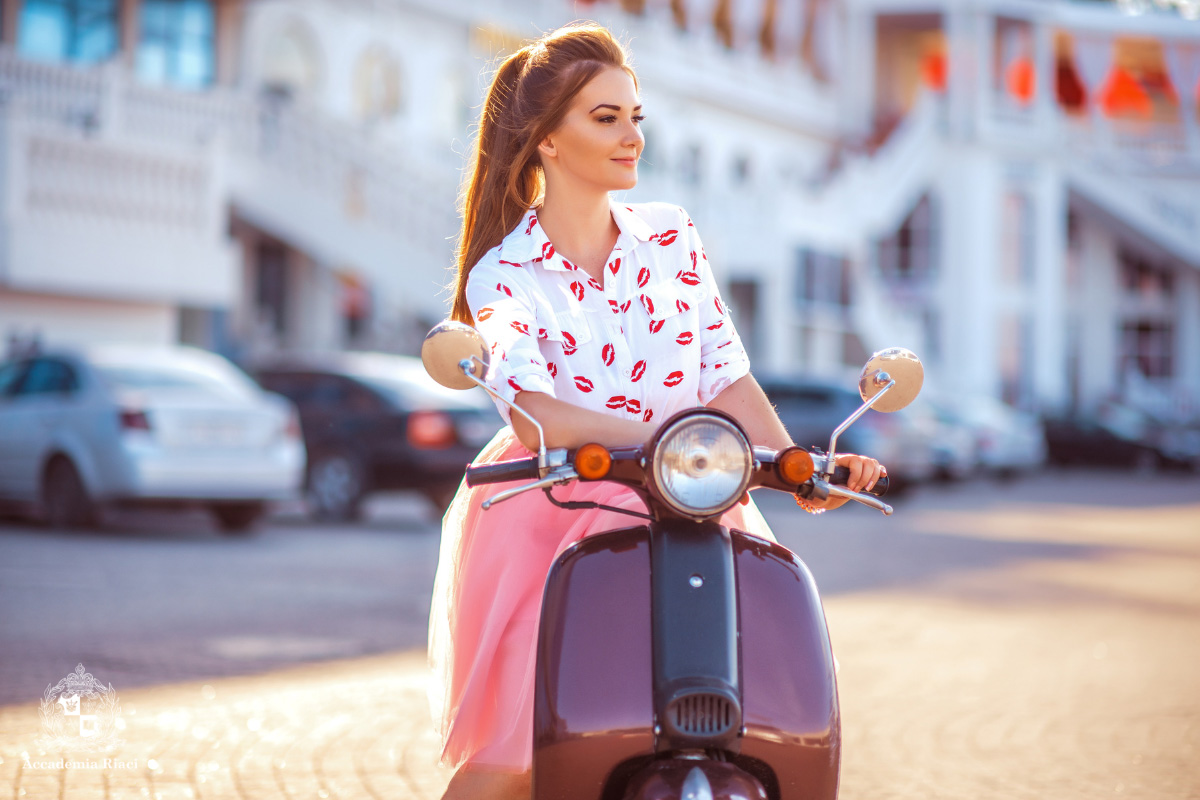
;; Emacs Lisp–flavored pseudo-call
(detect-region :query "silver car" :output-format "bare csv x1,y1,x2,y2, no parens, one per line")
0,344,305,532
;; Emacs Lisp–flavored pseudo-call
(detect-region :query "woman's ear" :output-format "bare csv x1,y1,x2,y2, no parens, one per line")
537,135,557,160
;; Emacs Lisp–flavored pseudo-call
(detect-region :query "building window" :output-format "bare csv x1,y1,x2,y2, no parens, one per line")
261,19,322,100
876,195,936,284
18,0,118,64
679,143,703,186
795,249,851,309
1000,190,1035,287
137,0,215,89
1119,250,1173,302
1121,321,1173,380
353,46,403,122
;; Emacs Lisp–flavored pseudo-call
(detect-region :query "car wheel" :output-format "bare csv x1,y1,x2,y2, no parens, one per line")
43,458,97,530
211,502,265,535
307,452,366,521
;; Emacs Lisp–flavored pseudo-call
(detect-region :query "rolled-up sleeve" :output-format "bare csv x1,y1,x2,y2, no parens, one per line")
465,259,557,425
684,212,752,405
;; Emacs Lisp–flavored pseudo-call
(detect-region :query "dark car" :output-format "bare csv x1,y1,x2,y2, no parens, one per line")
252,352,501,519
1045,406,1200,472
757,376,936,490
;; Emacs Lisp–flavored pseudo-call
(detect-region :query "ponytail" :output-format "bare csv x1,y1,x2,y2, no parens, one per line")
448,24,635,325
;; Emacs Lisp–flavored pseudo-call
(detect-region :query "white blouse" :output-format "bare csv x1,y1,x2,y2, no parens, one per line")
465,199,751,427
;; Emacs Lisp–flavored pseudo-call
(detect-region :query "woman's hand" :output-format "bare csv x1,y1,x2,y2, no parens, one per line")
835,453,886,493
808,453,886,511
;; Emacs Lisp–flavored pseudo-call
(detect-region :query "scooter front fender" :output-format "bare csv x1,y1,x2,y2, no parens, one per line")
621,759,767,800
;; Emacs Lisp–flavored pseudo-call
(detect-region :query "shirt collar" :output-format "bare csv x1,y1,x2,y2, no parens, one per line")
497,198,655,269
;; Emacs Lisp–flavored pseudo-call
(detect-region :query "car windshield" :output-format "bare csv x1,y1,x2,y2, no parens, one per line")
358,371,490,411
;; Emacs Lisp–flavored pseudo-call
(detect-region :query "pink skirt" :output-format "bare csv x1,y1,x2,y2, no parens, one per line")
427,428,777,773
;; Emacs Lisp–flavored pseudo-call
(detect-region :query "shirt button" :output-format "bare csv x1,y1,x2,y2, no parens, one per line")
623,369,632,378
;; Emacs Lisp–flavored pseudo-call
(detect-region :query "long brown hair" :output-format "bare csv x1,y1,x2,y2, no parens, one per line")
449,23,636,324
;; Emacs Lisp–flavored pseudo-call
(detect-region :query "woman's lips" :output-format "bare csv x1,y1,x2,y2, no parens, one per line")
612,157,638,166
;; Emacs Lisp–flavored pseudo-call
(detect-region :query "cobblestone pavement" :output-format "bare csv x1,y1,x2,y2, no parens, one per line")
1,470,1198,799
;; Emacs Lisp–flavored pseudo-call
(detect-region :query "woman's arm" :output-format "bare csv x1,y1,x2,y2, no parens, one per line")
706,373,884,509
511,391,657,451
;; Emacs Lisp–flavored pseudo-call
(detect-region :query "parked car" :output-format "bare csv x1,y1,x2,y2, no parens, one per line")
250,351,502,519
757,376,937,491
936,395,1046,479
923,398,980,481
0,345,305,532
1046,404,1200,472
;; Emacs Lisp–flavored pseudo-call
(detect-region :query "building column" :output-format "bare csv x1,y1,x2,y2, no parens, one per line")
1032,164,1069,412
118,0,140,68
2,0,19,47
214,0,243,87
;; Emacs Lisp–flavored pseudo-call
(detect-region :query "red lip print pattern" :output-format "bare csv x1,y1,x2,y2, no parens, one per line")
676,299,690,313
707,320,724,331
643,408,654,423
625,398,641,414
547,361,557,377
498,260,523,269
477,307,494,321
714,296,724,315
606,395,626,410
562,331,576,348
637,267,650,288
542,242,555,260
641,295,654,315
631,360,647,382
609,258,621,275
496,283,512,297
690,251,698,269
620,300,632,313
571,281,585,301
508,377,522,392
574,376,594,393
649,319,665,334
609,299,620,314
525,215,538,234
588,276,604,291
602,344,615,366
510,320,529,335
676,331,694,345
538,328,548,339
663,370,685,387
678,271,700,286
655,230,679,246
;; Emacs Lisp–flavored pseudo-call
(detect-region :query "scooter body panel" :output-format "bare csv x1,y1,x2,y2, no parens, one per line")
533,525,840,800
534,526,655,799
734,531,840,800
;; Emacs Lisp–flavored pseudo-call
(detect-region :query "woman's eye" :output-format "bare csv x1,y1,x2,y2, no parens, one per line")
598,115,617,123
632,115,646,124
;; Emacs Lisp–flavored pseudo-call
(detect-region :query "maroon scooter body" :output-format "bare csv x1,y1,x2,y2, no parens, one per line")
532,523,839,800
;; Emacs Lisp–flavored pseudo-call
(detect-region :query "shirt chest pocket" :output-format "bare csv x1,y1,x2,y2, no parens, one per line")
533,289,593,349
632,280,709,324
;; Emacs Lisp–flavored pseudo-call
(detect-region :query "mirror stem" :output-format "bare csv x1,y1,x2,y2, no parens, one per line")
823,375,895,474
458,357,549,471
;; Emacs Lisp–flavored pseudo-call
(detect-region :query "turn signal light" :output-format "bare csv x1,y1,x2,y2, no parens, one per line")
778,446,815,485
574,443,612,480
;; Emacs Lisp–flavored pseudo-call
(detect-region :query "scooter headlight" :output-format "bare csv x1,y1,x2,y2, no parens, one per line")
650,412,753,519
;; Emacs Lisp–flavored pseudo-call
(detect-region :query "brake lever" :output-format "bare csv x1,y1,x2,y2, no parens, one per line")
482,466,579,510
812,479,894,516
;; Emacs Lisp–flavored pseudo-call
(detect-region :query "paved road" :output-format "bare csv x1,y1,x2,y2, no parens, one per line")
1,468,1198,799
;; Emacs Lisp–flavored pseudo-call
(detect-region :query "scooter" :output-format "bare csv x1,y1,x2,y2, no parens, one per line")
422,321,924,800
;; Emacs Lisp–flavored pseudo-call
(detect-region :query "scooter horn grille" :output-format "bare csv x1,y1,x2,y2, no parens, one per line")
666,693,737,738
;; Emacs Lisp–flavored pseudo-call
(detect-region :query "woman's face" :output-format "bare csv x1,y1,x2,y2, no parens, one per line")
540,66,644,193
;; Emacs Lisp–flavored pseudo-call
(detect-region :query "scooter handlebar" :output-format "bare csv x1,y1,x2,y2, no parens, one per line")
466,457,541,487
830,465,890,497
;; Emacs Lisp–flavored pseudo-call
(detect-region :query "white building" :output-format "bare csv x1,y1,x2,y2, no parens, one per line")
1,0,1198,420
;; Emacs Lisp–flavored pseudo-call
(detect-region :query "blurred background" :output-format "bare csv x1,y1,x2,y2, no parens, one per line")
1,3,1198,796
1,0,1199,528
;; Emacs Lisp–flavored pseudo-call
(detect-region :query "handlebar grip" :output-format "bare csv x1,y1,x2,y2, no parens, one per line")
466,458,541,487
831,466,889,497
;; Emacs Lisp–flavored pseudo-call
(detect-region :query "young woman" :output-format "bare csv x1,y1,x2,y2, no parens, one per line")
430,23,884,800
